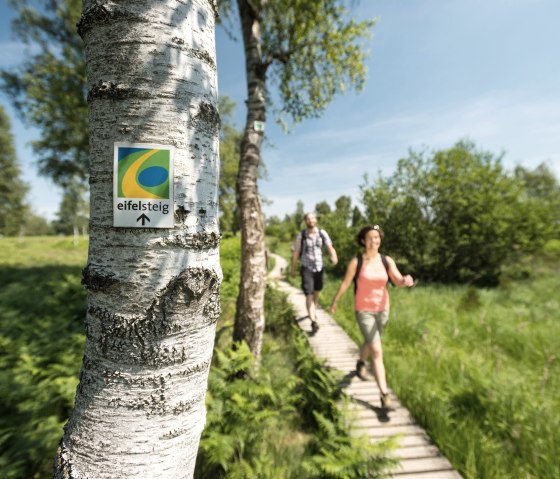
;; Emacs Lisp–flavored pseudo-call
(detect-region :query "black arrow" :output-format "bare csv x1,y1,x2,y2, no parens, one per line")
137,214,150,226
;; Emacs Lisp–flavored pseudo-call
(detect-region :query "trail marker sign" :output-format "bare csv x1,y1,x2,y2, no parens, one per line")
113,142,175,228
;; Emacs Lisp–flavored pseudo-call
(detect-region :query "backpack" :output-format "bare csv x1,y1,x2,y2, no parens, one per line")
299,229,328,258
353,254,393,294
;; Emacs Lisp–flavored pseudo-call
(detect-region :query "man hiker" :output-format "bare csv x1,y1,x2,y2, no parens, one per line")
290,212,338,333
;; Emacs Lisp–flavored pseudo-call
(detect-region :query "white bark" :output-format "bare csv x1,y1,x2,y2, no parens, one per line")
54,2,220,478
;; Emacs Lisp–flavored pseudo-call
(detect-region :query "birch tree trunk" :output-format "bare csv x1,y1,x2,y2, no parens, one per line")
53,2,220,478
232,0,267,358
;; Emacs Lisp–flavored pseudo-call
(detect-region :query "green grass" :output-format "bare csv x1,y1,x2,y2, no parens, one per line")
0,236,88,478
307,255,560,479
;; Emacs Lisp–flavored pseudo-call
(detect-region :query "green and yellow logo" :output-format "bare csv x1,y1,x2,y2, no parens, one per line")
117,147,170,199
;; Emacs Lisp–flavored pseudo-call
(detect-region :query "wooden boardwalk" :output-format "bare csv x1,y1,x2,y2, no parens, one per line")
269,254,462,479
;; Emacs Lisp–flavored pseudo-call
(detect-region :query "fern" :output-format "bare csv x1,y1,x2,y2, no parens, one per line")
195,264,395,478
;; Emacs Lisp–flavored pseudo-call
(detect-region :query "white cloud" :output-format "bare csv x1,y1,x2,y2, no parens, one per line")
261,89,560,218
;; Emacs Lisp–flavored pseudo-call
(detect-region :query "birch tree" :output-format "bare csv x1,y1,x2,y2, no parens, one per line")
221,0,374,357
53,1,221,478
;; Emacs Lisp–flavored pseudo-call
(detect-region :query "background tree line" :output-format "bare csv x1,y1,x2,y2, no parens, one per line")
268,140,560,286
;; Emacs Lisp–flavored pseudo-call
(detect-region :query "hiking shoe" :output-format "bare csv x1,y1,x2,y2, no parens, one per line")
380,392,392,410
356,360,367,380
311,320,319,333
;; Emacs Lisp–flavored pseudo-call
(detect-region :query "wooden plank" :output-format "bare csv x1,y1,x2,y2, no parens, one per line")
347,394,403,409
393,445,441,459
314,350,360,356
345,381,384,391
322,354,357,360
346,380,389,391
354,414,417,428
326,362,361,370
313,345,359,351
373,434,431,448
347,391,401,405
348,405,412,418
355,424,428,438
392,470,462,479
349,412,415,426
393,457,454,474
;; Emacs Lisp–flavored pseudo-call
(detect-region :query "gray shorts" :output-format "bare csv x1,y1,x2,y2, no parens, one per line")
355,310,389,344
301,267,324,296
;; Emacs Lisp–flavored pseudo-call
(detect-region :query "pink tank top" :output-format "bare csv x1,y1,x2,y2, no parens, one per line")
355,258,389,312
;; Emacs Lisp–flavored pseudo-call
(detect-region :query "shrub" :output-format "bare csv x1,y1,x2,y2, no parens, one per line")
360,141,544,285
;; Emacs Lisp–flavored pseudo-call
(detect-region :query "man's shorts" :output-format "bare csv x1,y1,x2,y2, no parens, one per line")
355,310,389,344
301,267,324,296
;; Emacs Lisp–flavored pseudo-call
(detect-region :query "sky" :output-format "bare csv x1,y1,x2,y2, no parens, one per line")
1,0,559,221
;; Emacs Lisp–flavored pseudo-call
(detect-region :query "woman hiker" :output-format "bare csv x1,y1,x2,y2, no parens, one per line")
330,225,414,409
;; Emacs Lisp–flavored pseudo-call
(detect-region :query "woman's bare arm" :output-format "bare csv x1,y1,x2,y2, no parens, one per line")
330,257,358,312
386,256,414,287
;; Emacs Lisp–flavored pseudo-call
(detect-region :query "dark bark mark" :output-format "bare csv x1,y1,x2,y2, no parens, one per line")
189,101,220,136
160,427,188,440
168,44,216,70
107,388,167,414
102,359,211,387
191,231,220,248
77,3,132,39
88,306,144,340
162,231,221,249
174,205,190,223
53,440,77,479
172,392,206,415
178,359,214,377
76,355,94,396
119,124,133,134
107,389,205,416
190,48,216,70
137,344,189,367
90,268,220,364
209,0,219,20
87,80,152,102
169,38,216,70
82,263,119,291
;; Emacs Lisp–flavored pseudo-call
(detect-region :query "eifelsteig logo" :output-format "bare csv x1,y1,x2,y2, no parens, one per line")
117,147,170,199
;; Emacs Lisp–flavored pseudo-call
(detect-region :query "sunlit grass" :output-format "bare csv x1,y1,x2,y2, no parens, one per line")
0,236,88,477
0,235,88,267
